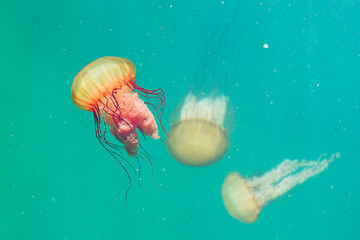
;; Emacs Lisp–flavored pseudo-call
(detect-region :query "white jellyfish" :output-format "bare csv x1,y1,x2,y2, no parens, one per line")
221,152,340,223
166,93,229,166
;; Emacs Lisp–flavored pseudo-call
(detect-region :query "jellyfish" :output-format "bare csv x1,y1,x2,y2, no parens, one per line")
221,152,340,223
166,93,229,166
165,2,237,167
71,56,165,194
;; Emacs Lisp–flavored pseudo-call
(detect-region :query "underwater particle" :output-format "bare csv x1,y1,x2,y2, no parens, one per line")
166,93,229,166
263,43,269,48
221,153,340,223
71,57,165,196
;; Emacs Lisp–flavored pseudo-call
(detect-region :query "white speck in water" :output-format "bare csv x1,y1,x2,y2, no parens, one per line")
263,43,269,48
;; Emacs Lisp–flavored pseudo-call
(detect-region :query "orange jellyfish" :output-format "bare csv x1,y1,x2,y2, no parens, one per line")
71,56,165,195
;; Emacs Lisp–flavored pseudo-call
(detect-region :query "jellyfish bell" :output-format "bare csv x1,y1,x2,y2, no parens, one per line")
166,93,229,166
71,57,135,111
71,56,165,196
222,172,260,223
222,153,340,223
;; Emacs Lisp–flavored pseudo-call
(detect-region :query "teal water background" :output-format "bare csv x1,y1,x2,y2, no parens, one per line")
1,0,360,239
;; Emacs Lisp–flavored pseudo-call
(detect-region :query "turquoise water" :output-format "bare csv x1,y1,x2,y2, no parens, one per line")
1,0,360,239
